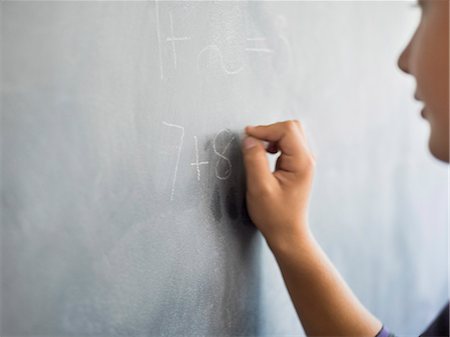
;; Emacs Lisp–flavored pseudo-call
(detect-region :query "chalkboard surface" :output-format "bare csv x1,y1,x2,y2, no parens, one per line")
1,2,447,336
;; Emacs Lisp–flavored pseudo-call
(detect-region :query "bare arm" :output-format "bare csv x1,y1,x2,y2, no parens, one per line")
269,229,381,337
242,121,382,337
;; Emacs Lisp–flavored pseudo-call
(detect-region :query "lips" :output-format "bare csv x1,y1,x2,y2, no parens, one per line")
421,108,426,118
414,93,427,118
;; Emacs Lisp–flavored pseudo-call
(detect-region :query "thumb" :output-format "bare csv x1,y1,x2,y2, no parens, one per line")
242,137,273,193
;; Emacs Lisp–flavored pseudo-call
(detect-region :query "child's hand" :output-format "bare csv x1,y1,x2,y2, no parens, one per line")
242,121,382,337
242,120,315,250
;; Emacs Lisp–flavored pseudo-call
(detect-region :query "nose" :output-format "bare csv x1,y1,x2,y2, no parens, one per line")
397,44,411,74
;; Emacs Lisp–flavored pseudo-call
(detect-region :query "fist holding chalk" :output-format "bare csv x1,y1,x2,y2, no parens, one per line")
242,120,316,251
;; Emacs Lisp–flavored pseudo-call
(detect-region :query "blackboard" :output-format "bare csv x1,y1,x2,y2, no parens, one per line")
1,1,448,336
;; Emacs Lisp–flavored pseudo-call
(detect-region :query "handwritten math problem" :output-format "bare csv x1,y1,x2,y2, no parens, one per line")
163,122,237,201
154,0,293,80
156,2,293,201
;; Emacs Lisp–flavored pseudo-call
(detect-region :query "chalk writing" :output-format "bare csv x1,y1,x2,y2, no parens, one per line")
154,0,164,80
245,47,274,54
162,121,185,201
213,129,235,180
246,37,266,41
154,4,293,77
197,44,244,75
245,37,274,54
167,11,191,69
190,136,209,181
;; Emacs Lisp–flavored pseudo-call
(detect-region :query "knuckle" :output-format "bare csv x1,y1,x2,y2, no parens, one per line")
284,120,298,132
293,119,305,133
295,119,305,132
305,154,316,170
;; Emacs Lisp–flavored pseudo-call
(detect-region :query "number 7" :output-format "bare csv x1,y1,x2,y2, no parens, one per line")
162,121,185,201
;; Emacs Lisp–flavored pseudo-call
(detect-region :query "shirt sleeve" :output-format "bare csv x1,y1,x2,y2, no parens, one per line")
419,302,449,337
375,325,396,337
375,301,449,337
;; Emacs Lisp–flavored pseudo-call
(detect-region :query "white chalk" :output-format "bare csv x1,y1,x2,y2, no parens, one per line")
240,131,270,150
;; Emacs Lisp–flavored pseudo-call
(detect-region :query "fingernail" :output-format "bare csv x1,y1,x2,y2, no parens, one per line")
243,137,257,150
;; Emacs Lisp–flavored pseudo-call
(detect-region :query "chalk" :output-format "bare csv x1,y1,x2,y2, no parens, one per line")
239,131,269,150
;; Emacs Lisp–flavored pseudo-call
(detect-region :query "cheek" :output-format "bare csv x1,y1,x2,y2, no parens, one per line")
415,40,439,106
418,13,449,114
426,69,449,162
430,10,449,162
412,11,449,163
423,54,449,162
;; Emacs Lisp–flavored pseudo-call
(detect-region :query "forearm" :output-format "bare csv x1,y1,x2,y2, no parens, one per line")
267,228,382,337
241,123,382,336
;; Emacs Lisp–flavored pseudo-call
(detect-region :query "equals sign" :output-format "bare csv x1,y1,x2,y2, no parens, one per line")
245,37,274,54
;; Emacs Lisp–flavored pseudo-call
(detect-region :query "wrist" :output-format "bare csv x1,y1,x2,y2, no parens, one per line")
264,225,314,257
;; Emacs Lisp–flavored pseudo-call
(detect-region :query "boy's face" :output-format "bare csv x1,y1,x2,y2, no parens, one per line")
398,0,449,163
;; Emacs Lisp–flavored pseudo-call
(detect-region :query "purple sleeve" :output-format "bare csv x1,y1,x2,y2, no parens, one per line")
375,325,395,337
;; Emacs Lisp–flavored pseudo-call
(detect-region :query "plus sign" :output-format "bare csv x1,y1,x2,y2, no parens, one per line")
166,11,191,69
190,136,209,181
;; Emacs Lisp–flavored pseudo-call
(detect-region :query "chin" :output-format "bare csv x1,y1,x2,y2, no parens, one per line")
428,137,450,163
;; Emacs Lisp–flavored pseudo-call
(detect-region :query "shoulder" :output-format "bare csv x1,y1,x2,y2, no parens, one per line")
420,301,449,337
